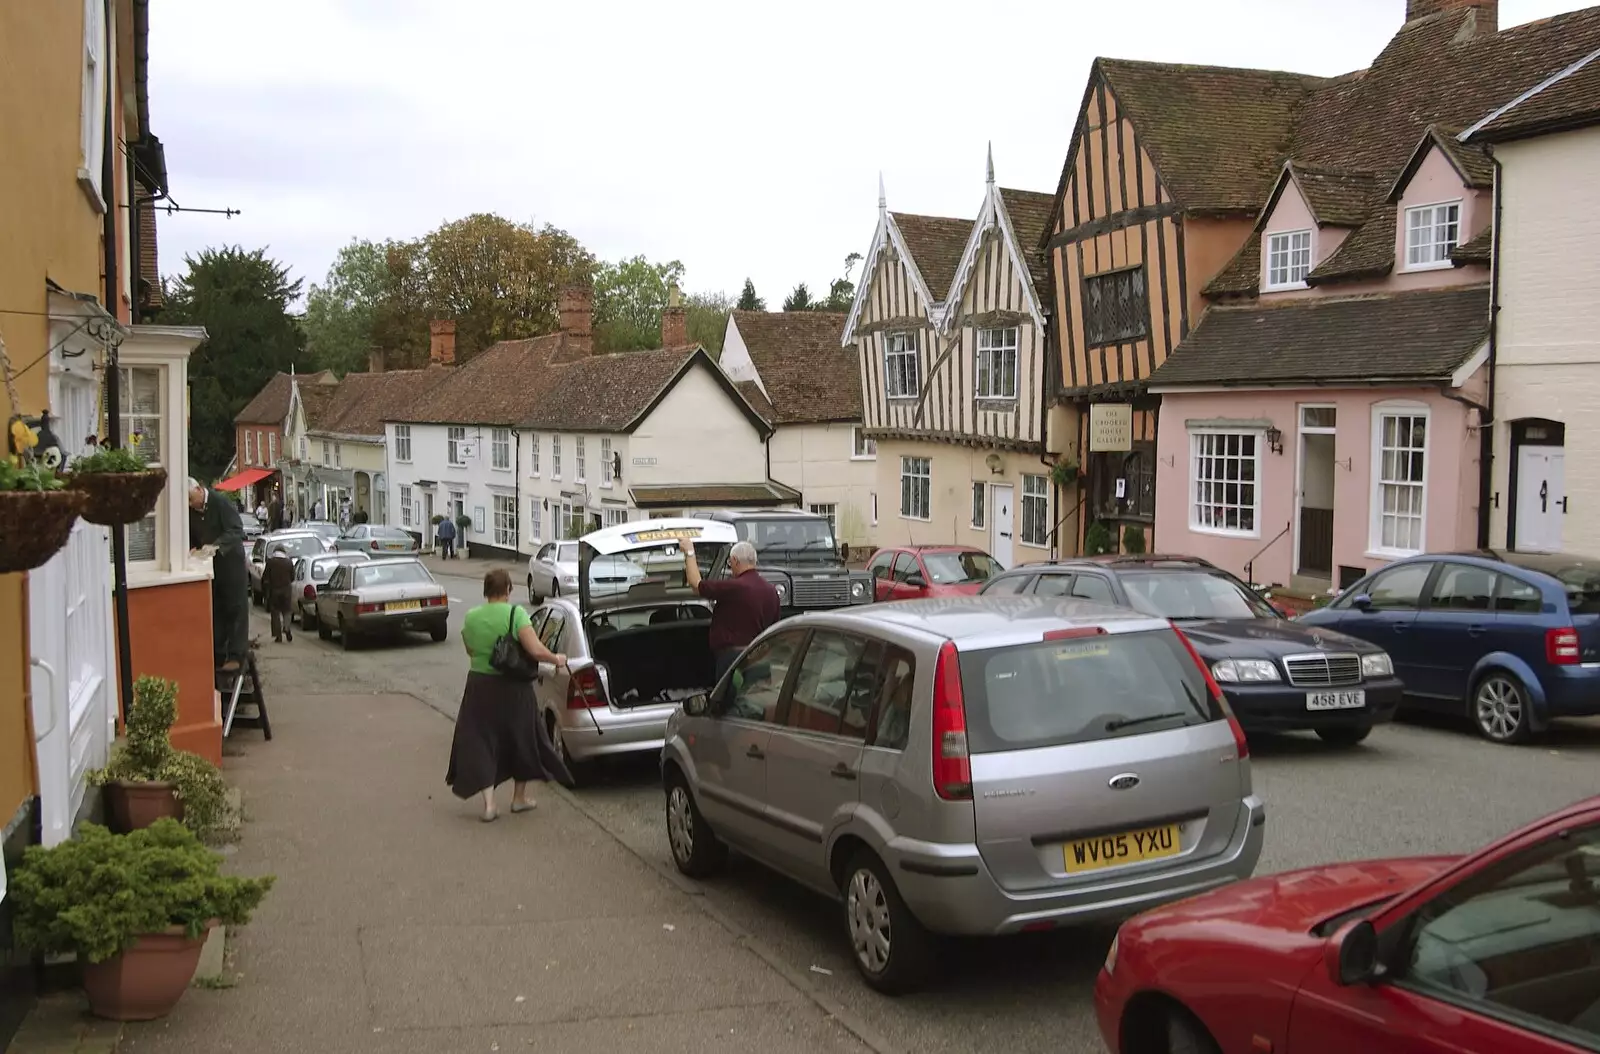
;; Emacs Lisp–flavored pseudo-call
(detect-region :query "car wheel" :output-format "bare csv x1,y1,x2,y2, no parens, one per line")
317,616,332,641
338,616,357,651
429,621,447,643
665,772,725,878
545,712,592,787
301,606,316,631
550,579,560,598
841,849,935,995
1165,1008,1222,1054
1315,725,1372,747
1472,671,1532,744
528,575,540,604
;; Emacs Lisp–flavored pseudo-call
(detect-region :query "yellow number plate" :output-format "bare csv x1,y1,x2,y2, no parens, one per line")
387,601,421,612
627,528,702,543
1064,823,1181,874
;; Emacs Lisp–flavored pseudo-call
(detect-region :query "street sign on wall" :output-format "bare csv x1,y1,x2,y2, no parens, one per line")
1089,404,1133,452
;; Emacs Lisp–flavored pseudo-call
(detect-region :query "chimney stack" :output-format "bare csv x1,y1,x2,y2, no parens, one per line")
368,347,385,374
660,283,687,348
1405,0,1497,34
558,284,593,358
428,320,456,366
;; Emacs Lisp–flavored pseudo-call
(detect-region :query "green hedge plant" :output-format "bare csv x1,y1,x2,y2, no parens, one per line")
1083,520,1114,556
9,820,273,964
90,676,231,840
69,446,149,474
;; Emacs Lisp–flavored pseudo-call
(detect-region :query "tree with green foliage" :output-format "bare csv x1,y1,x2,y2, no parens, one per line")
783,282,814,312
592,255,685,352
813,253,863,312
302,238,393,375
162,247,307,479
736,278,764,311
686,291,733,358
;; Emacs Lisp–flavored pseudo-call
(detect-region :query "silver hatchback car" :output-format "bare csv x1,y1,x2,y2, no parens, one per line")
661,596,1266,993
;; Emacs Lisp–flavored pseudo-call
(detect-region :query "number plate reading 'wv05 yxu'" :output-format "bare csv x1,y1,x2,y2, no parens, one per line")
1064,823,1181,874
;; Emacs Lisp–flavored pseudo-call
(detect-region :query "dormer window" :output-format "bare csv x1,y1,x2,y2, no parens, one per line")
1404,202,1461,270
1265,230,1313,290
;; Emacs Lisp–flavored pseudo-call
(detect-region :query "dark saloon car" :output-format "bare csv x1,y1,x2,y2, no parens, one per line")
979,556,1401,745
1298,550,1600,744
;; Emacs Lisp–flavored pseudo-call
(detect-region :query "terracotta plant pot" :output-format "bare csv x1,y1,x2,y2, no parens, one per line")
69,468,169,527
82,927,208,1021
0,489,86,574
104,780,183,833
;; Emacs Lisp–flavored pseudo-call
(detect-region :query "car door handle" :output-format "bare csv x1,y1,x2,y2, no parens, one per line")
1467,624,1486,637
746,744,765,760
1391,623,1407,633
830,764,857,781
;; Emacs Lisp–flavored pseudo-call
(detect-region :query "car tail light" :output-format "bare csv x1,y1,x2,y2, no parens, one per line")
303,585,316,600
356,602,381,615
1546,627,1580,665
1173,624,1249,759
931,640,972,801
567,665,607,710
371,540,380,550
421,596,446,608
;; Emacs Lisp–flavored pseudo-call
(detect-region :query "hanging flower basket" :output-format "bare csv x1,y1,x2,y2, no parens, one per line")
69,468,169,526
0,488,86,574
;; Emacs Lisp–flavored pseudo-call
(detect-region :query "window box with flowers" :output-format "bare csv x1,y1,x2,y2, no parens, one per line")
65,441,167,526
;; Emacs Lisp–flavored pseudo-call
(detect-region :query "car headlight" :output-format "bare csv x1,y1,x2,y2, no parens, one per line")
560,575,578,588
774,581,788,599
850,580,866,599
1211,658,1281,683
1103,933,1119,975
1360,652,1393,678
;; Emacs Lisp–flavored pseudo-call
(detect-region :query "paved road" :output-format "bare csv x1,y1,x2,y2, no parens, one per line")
255,570,1600,1054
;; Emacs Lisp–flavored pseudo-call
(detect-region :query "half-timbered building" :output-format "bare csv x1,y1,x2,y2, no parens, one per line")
845,152,1065,566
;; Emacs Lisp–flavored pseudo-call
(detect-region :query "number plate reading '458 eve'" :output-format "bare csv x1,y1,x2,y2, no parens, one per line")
1064,823,1182,874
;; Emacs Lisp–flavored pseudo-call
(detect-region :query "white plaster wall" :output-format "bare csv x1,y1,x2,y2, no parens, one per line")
629,362,767,487
768,422,877,546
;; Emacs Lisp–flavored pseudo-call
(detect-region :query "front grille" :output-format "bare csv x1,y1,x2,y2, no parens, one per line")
1283,653,1363,687
789,577,852,607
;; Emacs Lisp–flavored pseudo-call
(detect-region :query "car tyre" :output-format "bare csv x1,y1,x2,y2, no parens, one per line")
429,621,447,643
1471,670,1532,744
317,616,332,641
546,712,594,787
1314,725,1372,747
550,579,561,598
841,849,936,995
338,616,357,651
1165,1008,1222,1054
300,606,316,632
528,575,540,604
664,771,725,878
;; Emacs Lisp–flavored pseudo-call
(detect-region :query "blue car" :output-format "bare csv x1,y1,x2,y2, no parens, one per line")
1298,551,1600,744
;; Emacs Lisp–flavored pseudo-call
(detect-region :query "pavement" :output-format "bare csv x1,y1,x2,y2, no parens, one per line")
110,611,886,1054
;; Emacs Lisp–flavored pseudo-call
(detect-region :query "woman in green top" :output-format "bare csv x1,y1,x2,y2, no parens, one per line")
446,569,570,822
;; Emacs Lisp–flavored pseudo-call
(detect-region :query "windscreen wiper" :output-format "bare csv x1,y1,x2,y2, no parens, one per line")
1105,711,1189,732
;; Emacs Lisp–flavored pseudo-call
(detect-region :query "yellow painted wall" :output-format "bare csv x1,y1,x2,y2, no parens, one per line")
0,3,111,819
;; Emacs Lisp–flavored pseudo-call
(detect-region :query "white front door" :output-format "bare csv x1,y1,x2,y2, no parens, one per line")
1515,445,1565,553
990,483,1015,569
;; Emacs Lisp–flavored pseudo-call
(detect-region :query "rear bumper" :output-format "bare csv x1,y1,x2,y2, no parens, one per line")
557,705,676,762
1539,665,1600,717
1226,677,1401,732
889,796,1266,936
347,609,448,634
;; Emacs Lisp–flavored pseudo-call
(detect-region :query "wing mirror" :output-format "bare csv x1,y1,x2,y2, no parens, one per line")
1351,594,1375,612
1325,918,1381,986
682,692,710,717
905,573,927,589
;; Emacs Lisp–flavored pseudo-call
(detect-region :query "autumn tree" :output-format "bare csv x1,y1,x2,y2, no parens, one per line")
162,247,308,478
302,238,392,375
736,278,764,311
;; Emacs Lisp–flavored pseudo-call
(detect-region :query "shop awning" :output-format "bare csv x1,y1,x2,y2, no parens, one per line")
214,467,274,492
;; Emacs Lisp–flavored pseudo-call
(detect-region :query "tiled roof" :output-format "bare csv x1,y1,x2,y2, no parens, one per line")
1292,166,1386,227
726,311,858,425
1096,59,1328,213
299,382,339,429
733,380,775,424
1203,232,1264,297
1306,207,1397,285
389,335,563,426
1149,286,1490,387
313,366,454,438
997,188,1056,293
523,346,771,436
629,482,801,508
1465,46,1600,141
890,212,973,300
1387,125,1495,204
1451,224,1494,265
234,370,335,425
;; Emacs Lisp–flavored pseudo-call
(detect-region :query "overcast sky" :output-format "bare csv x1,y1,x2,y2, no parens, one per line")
148,0,1587,308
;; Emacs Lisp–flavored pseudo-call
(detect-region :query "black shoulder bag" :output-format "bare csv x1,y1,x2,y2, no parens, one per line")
489,605,540,681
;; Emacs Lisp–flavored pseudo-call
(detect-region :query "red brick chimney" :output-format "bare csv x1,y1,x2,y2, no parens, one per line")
368,347,385,374
428,320,456,366
558,284,593,357
660,283,687,348
1406,0,1497,33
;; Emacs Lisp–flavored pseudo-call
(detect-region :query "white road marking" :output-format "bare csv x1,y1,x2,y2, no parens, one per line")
449,596,463,604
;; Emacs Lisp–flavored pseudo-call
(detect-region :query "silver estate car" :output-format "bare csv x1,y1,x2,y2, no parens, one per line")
249,530,329,606
661,596,1266,993
314,556,449,649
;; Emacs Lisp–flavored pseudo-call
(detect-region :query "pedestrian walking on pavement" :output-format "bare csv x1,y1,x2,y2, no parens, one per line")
684,540,780,682
262,544,296,643
447,569,572,822
436,516,457,559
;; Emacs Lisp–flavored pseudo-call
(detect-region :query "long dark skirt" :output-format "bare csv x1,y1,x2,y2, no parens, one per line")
446,672,572,798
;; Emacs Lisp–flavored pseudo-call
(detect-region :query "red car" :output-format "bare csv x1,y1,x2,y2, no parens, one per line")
1095,796,1600,1053
866,545,1004,602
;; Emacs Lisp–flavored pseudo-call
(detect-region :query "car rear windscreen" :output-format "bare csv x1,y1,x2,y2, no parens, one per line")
355,563,433,588
958,629,1218,753
273,536,325,558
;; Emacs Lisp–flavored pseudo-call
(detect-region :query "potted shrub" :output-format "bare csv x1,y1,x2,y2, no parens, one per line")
1050,458,1080,489
0,430,85,574
65,440,168,527
91,676,231,839
1122,524,1147,554
9,819,273,1021
1083,520,1114,556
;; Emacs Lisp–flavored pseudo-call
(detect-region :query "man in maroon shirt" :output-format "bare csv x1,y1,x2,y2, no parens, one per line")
685,540,781,682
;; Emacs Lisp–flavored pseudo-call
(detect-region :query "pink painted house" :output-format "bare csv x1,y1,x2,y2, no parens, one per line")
1141,0,1600,596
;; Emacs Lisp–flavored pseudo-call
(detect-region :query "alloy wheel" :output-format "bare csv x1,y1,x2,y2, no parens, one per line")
846,867,892,974
1475,676,1524,741
666,785,695,864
